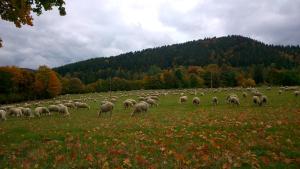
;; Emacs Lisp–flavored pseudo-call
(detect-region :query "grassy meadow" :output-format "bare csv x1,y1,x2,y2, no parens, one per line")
0,87,299,168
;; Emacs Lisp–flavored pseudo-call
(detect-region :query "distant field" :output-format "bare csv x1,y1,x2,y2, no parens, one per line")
0,87,299,168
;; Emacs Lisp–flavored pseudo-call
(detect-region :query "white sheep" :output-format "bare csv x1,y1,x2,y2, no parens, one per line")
192,97,200,105
64,102,76,108
8,108,23,117
146,98,158,107
75,102,90,109
0,110,7,121
278,90,283,95
228,96,240,106
98,101,114,117
179,96,188,103
261,95,268,105
35,107,50,117
20,107,34,118
57,104,70,117
253,96,261,106
49,105,60,112
123,100,133,109
131,101,149,117
294,91,300,97
212,97,218,106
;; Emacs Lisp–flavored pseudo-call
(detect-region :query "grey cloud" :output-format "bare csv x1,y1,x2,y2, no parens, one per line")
0,0,299,69
159,0,300,45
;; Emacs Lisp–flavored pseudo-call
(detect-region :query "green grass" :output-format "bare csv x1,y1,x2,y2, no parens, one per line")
0,87,299,168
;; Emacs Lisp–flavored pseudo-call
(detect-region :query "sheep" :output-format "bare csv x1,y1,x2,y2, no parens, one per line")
20,107,34,118
179,96,188,103
98,101,114,117
294,91,300,97
146,98,158,107
278,90,283,95
192,97,200,105
75,102,90,109
228,96,240,106
57,104,70,117
226,94,238,103
123,100,134,109
110,98,117,103
212,97,218,106
242,92,248,98
35,107,50,117
0,110,7,121
49,105,60,112
253,96,261,106
261,95,268,105
127,99,137,105
64,102,76,108
149,96,159,101
8,108,23,117
131,101,149,117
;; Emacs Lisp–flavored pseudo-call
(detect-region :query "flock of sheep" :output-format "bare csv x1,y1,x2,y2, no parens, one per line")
0,86,299,121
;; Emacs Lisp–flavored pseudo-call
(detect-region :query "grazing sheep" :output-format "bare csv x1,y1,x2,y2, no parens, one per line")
98,101,114,117
228,96,240,106
64,102,76,108
294,91,300,97
146,98,158,107
179,96,188,103
242,92,248,98
127,99,137,105
131,101,149,117
123,100,133,109
110,98,117,103
0,110,7,121
226,94,238,103
212,97,218,106
8,108,23,117
149,96,159,101
253,96,261,106
278,90,283,95
57,104,70,117
261,95,268,105
49,105,60,112
20,107,34,118
35,107,50,117
192,97,200,105
75,102,90,109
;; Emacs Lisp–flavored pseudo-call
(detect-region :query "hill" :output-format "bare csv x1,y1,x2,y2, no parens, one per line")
55,35,300,83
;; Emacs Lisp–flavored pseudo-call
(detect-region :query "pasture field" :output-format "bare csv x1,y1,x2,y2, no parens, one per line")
0,87,299,168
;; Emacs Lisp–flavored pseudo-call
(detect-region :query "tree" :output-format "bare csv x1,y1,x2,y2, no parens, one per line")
47,71,62,97
0,0,66,47
206,64,219,88
189,74,204,88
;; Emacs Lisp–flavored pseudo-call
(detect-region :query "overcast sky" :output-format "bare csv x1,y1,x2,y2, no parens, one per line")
0,0,300,69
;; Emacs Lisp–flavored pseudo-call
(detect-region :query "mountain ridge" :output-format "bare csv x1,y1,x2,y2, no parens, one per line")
54,35,300,83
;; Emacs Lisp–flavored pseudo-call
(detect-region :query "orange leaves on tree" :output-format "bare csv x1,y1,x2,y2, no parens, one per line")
47,71,62,97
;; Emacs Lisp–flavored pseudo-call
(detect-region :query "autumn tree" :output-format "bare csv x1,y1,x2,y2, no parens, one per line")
47,71,62,97
0,0,66,47
34,66,62,98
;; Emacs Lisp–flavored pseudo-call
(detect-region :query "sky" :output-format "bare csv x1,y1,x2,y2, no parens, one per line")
0,0,300,69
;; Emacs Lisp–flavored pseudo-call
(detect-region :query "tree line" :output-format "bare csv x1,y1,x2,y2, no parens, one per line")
1,64,300,104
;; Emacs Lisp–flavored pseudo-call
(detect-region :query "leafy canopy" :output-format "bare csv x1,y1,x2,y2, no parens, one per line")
0,0,66,47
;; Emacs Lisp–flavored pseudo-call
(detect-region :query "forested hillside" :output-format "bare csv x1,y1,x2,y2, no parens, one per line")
1,35,300,103
55,35,300,83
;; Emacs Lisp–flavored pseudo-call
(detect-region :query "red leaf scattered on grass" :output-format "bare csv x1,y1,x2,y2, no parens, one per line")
86,153,94,162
